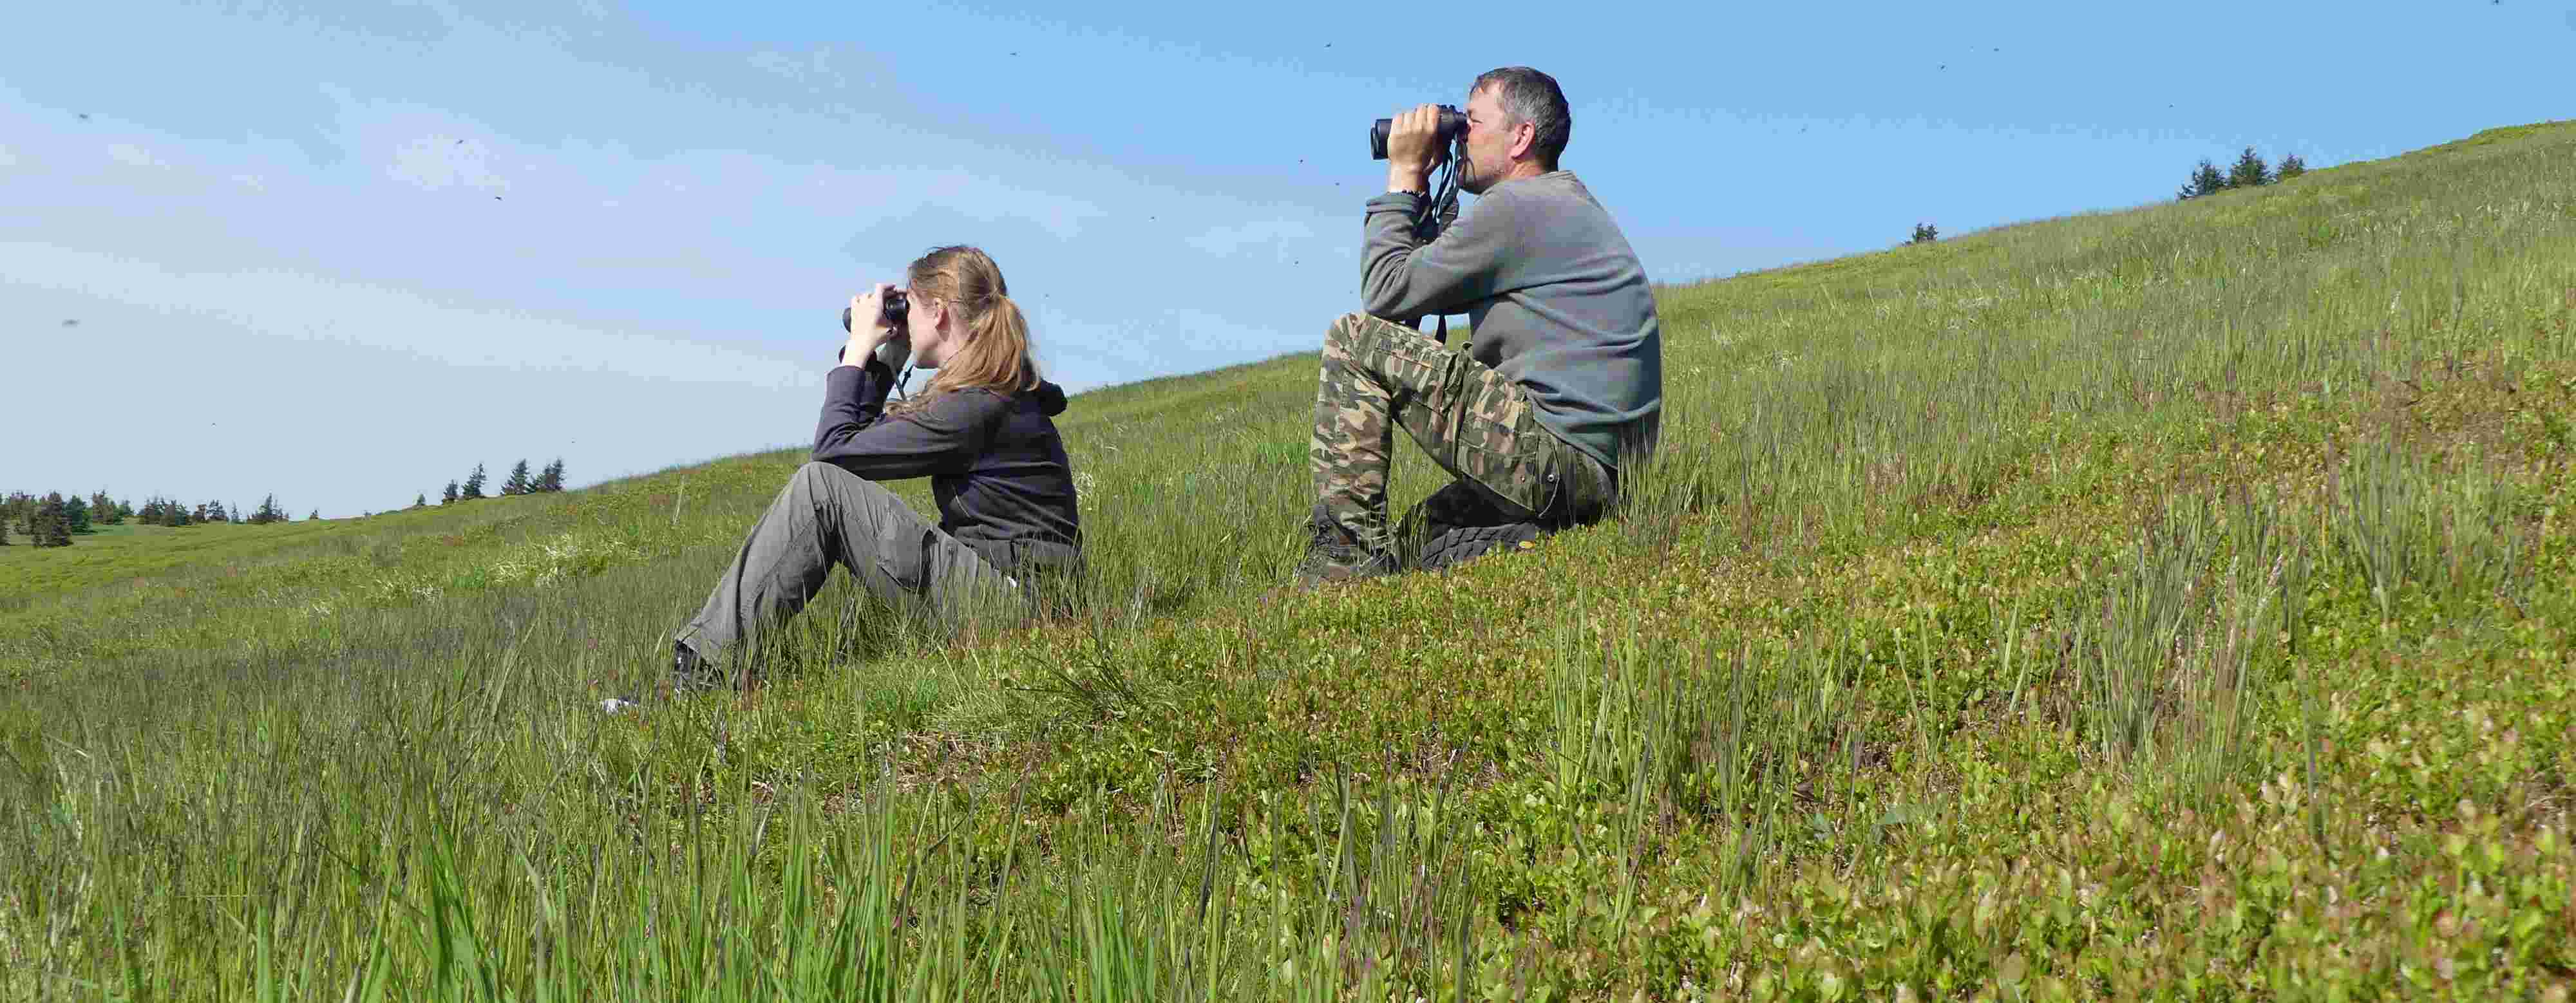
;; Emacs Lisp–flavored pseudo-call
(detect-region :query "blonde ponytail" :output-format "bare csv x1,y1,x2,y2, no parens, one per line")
895,246,1039,413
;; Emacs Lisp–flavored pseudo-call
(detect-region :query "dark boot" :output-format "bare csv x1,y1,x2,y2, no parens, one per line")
1291,507,1399,588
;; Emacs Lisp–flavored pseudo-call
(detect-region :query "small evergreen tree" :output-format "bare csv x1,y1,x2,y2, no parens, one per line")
442,480,460,505
64,495,91,534
310,509,321,520
33,494,72,548
251,494,283,525
1908,222,1938,245
1,513,11,545
502,459,532,496
2275,153,2306,180
2227,146,2272,189
91,490,121,525
415,492,428,509
461,464,488,500
2179,158,2229,200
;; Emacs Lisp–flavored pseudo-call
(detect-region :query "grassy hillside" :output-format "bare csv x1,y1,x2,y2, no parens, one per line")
6,120,2575,999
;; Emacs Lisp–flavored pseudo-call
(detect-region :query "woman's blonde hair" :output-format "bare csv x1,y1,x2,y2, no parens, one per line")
896,245,1037,412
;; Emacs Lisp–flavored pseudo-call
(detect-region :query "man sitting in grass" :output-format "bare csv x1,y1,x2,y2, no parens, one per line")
1298,66,1663,585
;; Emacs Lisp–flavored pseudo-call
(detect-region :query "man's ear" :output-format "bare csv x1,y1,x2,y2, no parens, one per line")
1508,120,1535,162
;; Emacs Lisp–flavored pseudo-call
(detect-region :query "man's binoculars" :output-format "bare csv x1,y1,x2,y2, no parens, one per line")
1370,105,1467,160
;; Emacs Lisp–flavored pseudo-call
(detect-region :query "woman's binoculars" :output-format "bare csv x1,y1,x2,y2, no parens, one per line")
837,291,909,363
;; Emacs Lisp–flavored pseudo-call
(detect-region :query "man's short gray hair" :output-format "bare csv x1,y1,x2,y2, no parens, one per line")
1471,66,1570,170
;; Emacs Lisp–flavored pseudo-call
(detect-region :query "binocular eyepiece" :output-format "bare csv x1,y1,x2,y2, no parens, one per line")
837,290,909,362
1370,105,1467,160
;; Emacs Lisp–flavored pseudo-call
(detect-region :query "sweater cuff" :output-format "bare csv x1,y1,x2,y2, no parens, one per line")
828,359,893,404
1366,191,1423,213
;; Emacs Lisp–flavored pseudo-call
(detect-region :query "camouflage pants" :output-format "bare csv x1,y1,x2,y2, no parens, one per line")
1309,312,1613,554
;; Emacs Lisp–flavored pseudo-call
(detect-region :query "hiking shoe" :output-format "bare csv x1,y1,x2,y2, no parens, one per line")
1415,521,1546,572
1401,480,1547,573
1291,514,1399,588
670,640,728,695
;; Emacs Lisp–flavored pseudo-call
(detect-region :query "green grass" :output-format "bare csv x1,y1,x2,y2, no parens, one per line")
6,120,2576,999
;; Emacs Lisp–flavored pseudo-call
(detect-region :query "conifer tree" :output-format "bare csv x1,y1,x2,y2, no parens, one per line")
117,499,133,521
310,509,321,521
503,459,532,496
251,494,282,525
415,492,428,509
442,480,459,505
91,491,120,525
2179,158,2228,200
64,495,91,534
1908,222,1938,245
536,458,566,492
33,494,72,547
2227,146,2272,189
461,464,488,500
2275,153,2306,180
1,513,11,546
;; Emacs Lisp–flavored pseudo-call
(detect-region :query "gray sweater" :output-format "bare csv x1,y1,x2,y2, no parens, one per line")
1360,171,1662,471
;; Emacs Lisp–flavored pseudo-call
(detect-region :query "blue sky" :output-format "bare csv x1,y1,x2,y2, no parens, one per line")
6,1,2569,520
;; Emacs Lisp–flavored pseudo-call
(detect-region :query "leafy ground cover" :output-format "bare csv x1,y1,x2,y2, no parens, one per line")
5,120,2574,1000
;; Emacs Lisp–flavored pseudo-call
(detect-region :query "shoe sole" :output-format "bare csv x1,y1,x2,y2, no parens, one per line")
1416,522,1545,572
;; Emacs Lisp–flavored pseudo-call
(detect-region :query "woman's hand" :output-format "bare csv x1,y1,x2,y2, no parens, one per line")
844,283,897,366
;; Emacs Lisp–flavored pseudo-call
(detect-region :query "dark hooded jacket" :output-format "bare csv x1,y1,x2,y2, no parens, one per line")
811,360,1083,576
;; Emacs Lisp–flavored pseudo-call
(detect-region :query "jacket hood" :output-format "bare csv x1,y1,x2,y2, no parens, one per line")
1028,380,1068,417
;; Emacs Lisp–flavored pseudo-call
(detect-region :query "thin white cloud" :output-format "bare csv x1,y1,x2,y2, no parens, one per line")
746,46,849,91
388,133,510,192
1187,218,1321,261
105,142,165,169
1,241,818,388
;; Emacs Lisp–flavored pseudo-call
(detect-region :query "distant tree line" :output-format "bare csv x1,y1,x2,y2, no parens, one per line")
8,457,573,549
438,458,566,506
2178,146,2307,200
5,489,312,548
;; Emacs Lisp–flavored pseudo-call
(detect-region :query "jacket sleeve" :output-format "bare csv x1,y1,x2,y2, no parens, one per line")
811,366,1002,481
1359,188,1522,321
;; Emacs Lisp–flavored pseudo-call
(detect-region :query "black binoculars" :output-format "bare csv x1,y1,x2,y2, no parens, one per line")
1370,105,1467,160
840,290,907,334
837,290,909,362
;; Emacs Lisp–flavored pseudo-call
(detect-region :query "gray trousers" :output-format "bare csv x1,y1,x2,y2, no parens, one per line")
676,462,1023,669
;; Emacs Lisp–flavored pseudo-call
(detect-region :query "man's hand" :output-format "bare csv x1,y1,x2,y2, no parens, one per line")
842,283,897,367
1384,104,1448,194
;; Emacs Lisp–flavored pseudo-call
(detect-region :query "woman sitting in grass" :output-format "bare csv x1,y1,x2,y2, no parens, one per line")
663,245,1082,697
